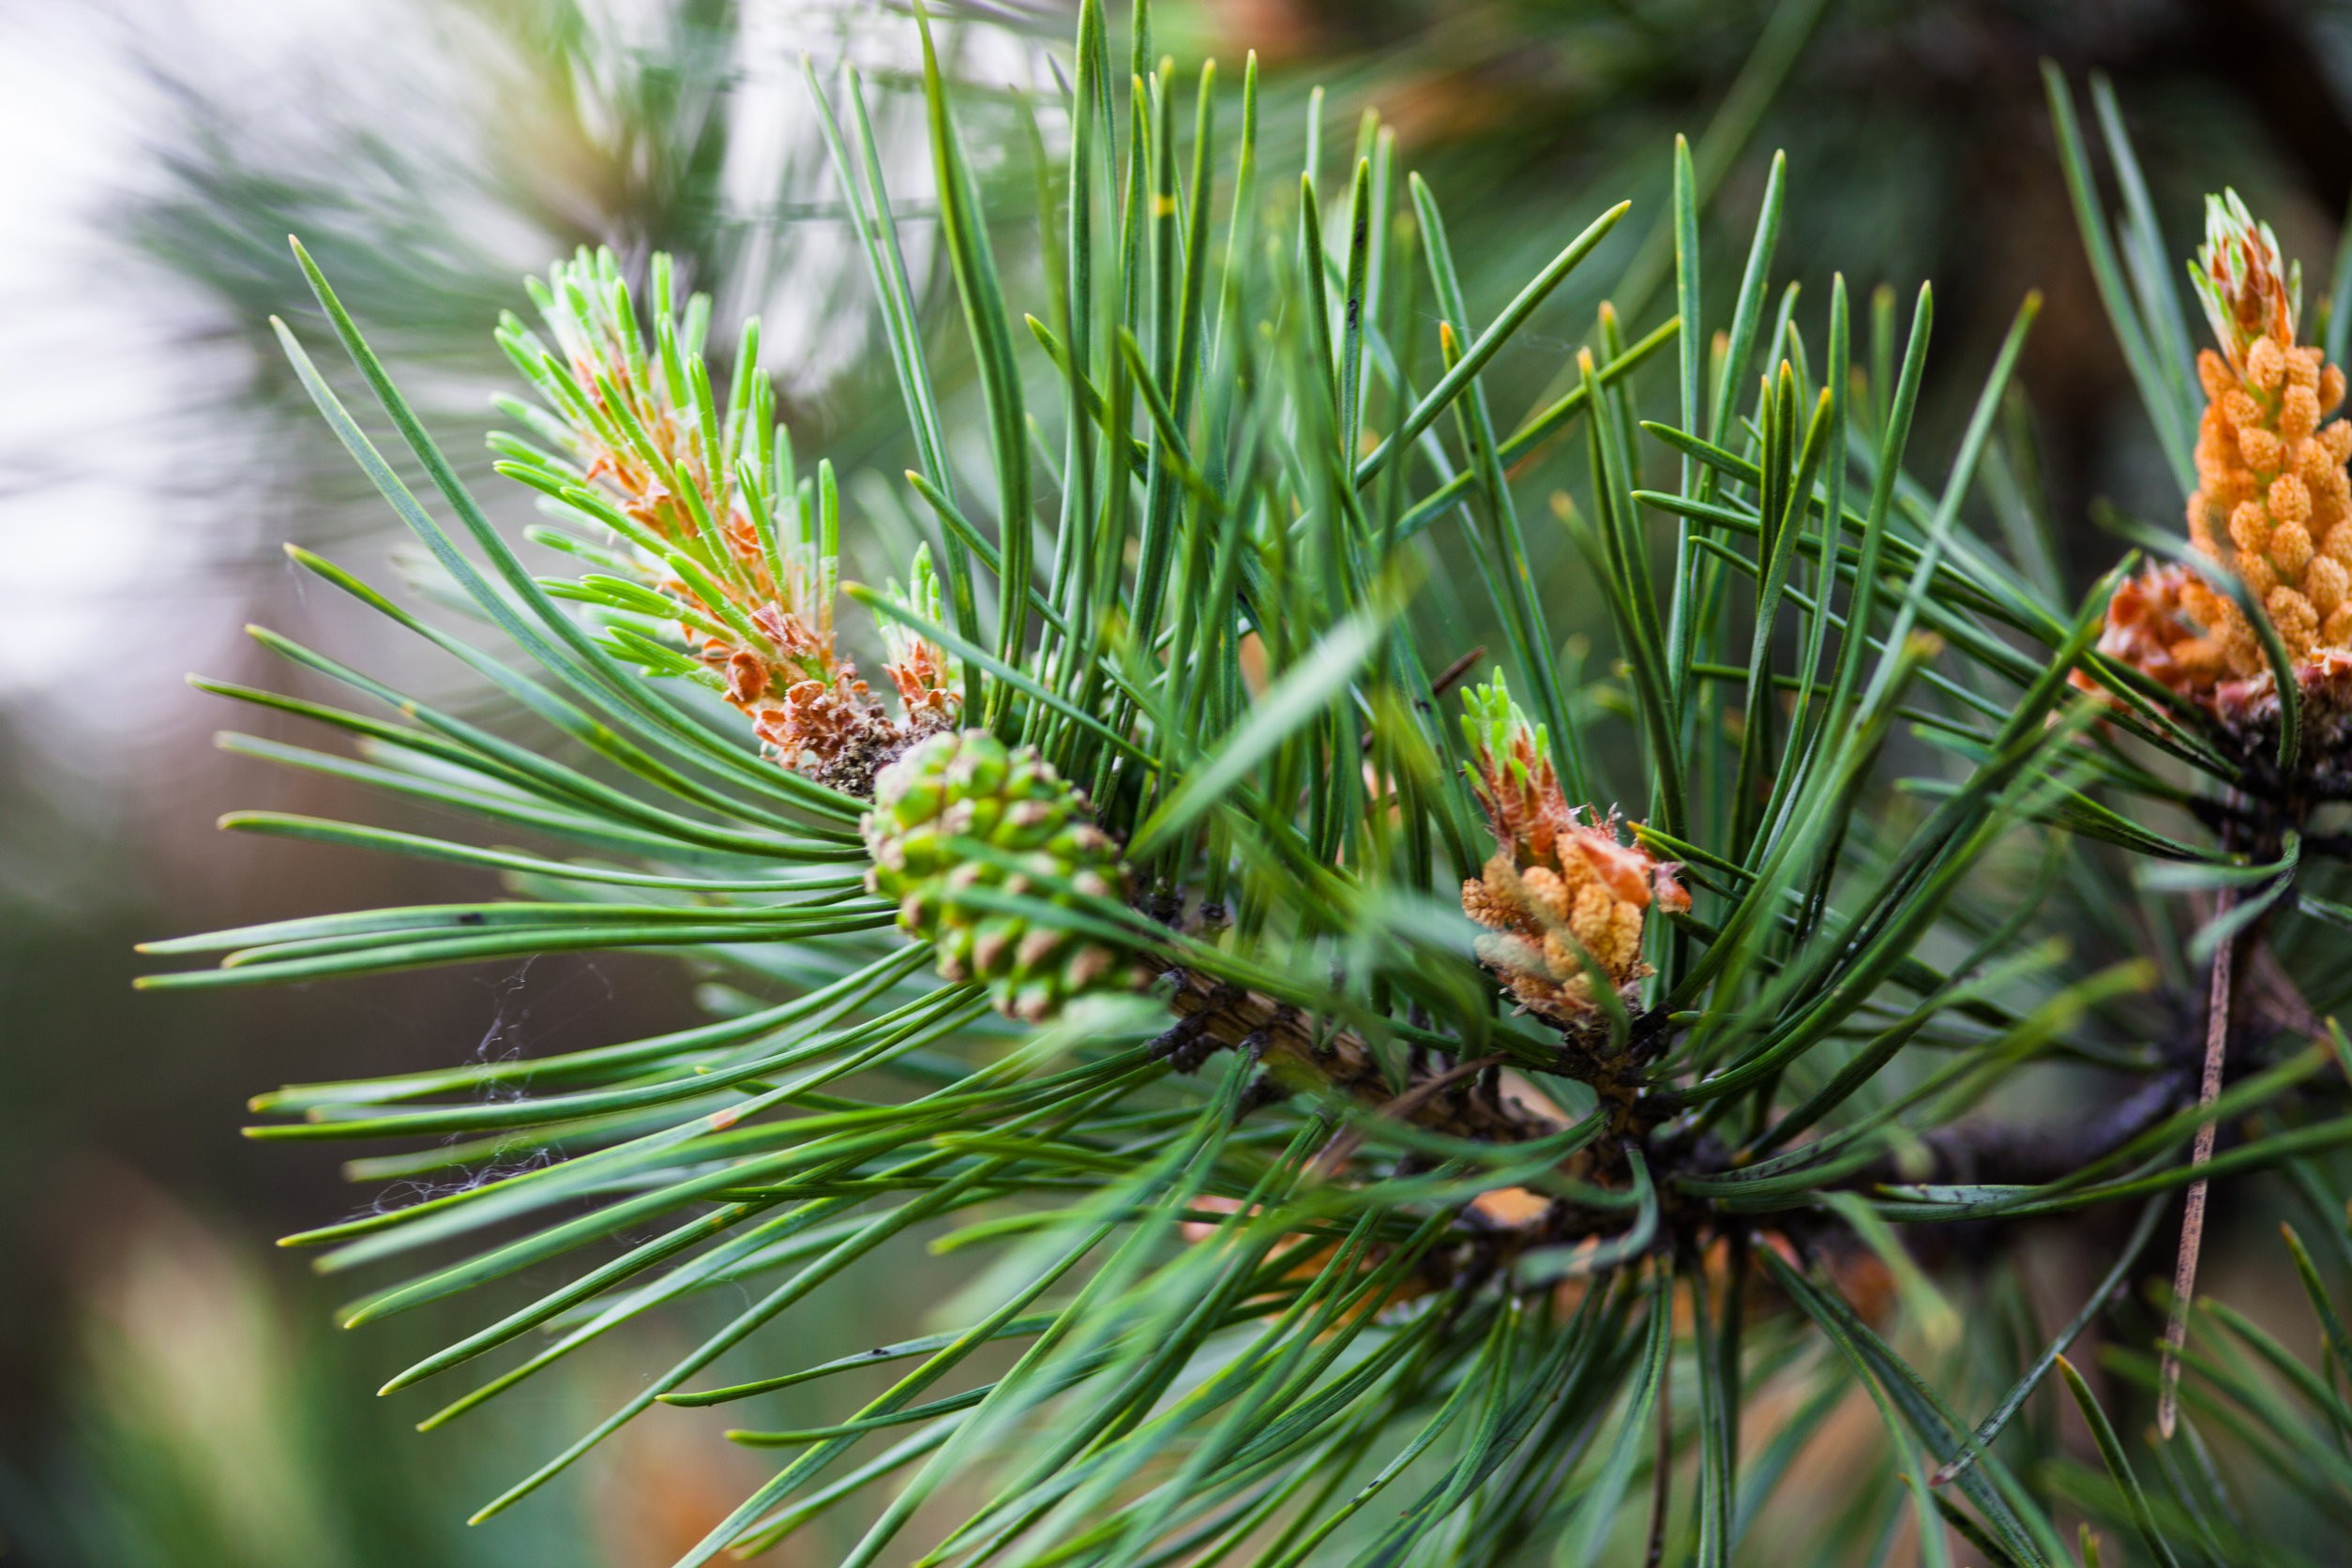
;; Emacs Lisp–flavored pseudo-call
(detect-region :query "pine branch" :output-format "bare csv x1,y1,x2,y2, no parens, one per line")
131,14,2352,1563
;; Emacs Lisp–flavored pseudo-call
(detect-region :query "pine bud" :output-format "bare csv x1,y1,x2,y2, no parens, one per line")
863,730,1151,1020
2191,189,2300,376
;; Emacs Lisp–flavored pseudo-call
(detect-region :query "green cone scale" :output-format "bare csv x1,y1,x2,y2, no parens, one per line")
863,729,1152,1019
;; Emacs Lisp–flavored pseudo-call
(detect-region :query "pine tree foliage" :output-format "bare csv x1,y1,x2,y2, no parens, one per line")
136,7,2352,1561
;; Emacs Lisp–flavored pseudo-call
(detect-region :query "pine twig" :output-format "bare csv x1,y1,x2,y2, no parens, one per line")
1158,968,1559,1145
2160,881,2238,1440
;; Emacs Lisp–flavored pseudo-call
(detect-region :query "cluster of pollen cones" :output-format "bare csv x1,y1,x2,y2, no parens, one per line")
1455,678,1687,1029
509,250,959,800
2090,193,2352,732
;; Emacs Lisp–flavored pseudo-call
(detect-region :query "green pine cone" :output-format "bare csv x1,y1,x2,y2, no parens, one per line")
863,729,1152,1019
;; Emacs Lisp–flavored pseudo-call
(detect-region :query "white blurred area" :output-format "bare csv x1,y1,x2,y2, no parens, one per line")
0,1,521,722
0,1,264,720
0,0,1048,760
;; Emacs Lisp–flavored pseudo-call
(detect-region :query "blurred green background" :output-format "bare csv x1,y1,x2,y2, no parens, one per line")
7,0,2352,1561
